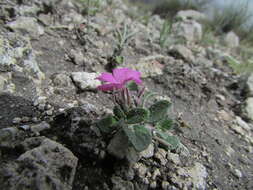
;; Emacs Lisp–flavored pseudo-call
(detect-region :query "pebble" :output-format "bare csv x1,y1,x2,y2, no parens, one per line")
150,181,157,189
233,169,242,178
13,117,22,124
19,125,30,131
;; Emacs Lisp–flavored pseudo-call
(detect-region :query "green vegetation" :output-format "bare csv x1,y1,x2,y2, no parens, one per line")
159,19,172,48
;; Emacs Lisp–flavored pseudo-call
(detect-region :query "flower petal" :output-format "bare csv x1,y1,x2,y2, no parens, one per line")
113,68,142,85
96,72,117,83
97,83,123,91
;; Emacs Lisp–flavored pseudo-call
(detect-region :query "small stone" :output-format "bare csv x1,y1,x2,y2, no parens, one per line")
140,143,154,158
12,117,22,124
150,181,157,189
161,181,170,190
167,152,181,165
33,96,47,106
233,169,243,178
71,72,101,90
21,116,30,122
19,125,30,131
30,121,50,134
152,168,161,180
46,110,53,116
142,177,149,185
154,148,167,166
134,163,147,178
69,49,84,65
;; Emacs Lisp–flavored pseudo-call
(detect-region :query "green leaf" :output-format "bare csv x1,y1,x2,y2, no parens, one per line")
96,114,118,134
127,82,139,91
126,108,149,124
113,106,126,120
156,130,180,150
123,125,152,152
149,100,171,123
156,118,173,131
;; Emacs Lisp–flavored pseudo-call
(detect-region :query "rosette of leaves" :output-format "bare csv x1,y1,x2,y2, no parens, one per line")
96,92,180,161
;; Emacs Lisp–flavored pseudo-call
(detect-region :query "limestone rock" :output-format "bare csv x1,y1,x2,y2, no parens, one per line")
0,137,78,190
172,20,202,42
176,10,206,21
71,72,101,90
224,31,239,48
7,17,44,38
169,44,194,62
129,55,165,78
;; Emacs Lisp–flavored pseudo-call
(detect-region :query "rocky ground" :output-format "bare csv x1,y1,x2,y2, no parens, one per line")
0,0,253,190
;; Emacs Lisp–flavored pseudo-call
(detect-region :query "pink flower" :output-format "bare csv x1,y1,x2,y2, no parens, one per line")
97,68,142,91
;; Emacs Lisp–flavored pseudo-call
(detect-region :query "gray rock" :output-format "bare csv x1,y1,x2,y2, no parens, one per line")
0,33,45,81
71,72,101,90
140,143,154,158
245,97,253,120
154,148,167,166
246,73,253,97
133,163,148,178
128,55,165,78
30,121,51,134
15,5,40,16
172,20,202,42
111,176,134,190
51,73,72,87
0,137,78,190
161,181,170,190
169,44,194,62
233,169,243,178
188,162,208,190
0,75,7,91
176,10,206,21
69,49,84,65
7,17,44,38
167,152,181,165
223,31,239,48
235,116,251,131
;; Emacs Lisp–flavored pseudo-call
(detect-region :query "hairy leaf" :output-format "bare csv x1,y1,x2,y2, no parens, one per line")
123,125,152,152
156,117,173,131
156,130,180,150
113,105,126,120
126,108,149,124
149,100,171,123
96,114,117,134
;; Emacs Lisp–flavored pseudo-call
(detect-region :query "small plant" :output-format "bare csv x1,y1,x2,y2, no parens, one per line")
159,19,172,48
96,68,180,163
108,23,137,69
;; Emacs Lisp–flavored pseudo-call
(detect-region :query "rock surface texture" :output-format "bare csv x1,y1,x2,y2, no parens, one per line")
0,0,252,190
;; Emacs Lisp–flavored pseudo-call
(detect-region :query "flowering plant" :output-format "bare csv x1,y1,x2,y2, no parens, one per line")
96,68,180,162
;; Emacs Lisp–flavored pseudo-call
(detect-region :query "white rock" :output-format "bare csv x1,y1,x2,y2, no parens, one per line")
246,73,253,96
7,17,44,37
176,10,206,21
172,20,202,42
245,97,253,121
140,143,154,158
71,72,101,90
167,152,181,165
188,162,208,190
224,31,239,48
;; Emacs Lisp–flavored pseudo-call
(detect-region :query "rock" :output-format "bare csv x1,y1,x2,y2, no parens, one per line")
167,152,181,165
172,20,202,42
246,73,253,96
151,168,161,180
133,163,147,178
71,72,101,90
217,110,233,121
51,73,72,87
0,127,25,147
111,176,134,190
170,162,208,189
69,49,84,65
176,10,206,21
235,116,251,131
128,55,165,78
161,181,170,190
169,44,194,62
0,137,78,190
0,33,45,81
195,57,213,68
223,31,239,48
30,121,51,134
15,5,40,16
7,17,44,38
140,143,154,158
0,75,7,91
245,97,253,120
154,148,167,166
188,162,208,189
233,169,243,178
